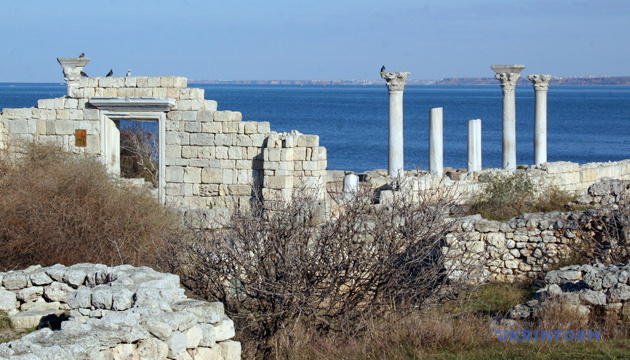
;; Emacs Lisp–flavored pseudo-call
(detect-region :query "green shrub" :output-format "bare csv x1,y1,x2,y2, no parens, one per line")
0,142,184,270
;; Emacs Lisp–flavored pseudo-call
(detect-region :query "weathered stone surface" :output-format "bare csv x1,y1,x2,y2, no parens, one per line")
0,288,18,312
609,284,630,302
9,309,65,330
195,346,222,360
3,271,28,290
30,271,54,286
198,324,217,347
579,290,607,305
184,325,203,349
214,317,236,342
17,286,44,303
44,282,74,302
67,286,93,309
91,286,114,309
218,340,242,360
137,337,168,360
166,331,188,359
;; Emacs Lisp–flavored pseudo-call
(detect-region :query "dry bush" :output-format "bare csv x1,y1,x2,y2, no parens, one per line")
170,186,472,357
469,172,575,221
573,191,630,265
0,142,184,270
120,122,159,187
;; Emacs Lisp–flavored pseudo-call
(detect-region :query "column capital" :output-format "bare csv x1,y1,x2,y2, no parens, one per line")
491,65,525,92
381,71,410,91
528,74,552,91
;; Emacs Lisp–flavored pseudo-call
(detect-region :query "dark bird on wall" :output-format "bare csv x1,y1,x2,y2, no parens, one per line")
78,53,85,58
381,65,386,73
106,69,113,77
80,71,88,77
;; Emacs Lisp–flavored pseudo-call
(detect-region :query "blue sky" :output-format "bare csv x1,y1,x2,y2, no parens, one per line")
1,0,628,82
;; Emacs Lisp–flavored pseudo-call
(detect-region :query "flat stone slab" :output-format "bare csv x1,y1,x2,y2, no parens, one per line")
10,309,67,330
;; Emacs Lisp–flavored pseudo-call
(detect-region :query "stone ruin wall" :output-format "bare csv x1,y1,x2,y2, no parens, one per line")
335,159,630,207
444,180,630,283
0,263,240,359
0,75,327,216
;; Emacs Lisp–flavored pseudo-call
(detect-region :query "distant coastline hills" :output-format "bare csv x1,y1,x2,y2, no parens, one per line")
190,76,630,86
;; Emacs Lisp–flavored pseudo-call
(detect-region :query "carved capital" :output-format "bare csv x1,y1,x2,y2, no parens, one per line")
494,72,521,92
528,74,552,91
381,71,410,91
57,57,91,82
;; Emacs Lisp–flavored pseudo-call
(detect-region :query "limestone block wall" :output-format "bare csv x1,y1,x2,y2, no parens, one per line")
262,130,327,204
0,73,327,215
0,264,240,359
163,108,271,210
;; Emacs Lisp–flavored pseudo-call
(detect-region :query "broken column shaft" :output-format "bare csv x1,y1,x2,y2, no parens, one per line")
529,74,552,165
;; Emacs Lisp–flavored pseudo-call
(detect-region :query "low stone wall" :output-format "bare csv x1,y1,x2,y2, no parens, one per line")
0,264,240,360
443,179,629,283
348,160,630,205
508,261,630,323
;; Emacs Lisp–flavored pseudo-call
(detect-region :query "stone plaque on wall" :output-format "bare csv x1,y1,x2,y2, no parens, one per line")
75,129,87,147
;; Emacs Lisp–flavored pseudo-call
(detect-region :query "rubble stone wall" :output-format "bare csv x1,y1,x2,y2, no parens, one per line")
444,180,629,283
0,263,240,360
508,261,630,324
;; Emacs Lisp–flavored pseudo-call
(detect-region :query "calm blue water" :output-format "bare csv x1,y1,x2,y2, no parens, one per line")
1,83,628,172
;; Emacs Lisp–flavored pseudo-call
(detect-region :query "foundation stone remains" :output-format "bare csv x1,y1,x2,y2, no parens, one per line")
0,264,240,360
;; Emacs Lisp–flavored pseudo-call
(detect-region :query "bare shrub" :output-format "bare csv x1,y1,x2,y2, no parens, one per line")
120,122,159,187
0,142,184,270
171,186,472,356
572,190,630,265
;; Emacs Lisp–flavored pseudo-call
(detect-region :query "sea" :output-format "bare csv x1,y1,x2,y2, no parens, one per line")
1,83,628,173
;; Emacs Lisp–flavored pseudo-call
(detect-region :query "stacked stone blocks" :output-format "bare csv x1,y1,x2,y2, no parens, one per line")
262,131,327,204
0,75,327,214
0,263,240,359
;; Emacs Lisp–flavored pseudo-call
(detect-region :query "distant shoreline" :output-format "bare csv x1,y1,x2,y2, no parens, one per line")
190,76,630,86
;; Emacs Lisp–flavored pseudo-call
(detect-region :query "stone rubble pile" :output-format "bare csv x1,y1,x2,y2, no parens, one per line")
507,261,630,323
0,264,240,360
575,179,630,209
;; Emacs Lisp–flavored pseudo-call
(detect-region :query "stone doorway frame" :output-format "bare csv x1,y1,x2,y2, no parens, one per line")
89,97,175,204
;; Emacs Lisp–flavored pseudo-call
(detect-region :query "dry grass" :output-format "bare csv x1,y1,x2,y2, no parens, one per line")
0,142,185,270
469,172,576,221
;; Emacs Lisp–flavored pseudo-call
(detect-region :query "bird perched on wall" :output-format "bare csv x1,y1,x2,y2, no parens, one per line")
79,53,85,58
106,69,113,77
381,65,386,73
80,71,89,77
126,69,131,77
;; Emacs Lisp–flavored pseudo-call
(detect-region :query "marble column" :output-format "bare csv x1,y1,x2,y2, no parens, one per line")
343,173,359,194
57,57,91,97
468,119,482,173
528,74,552,165
381,71,410,177
429,107,443,177
491,65,525,170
